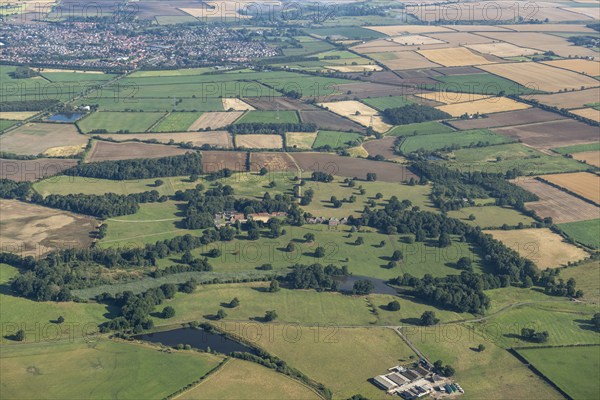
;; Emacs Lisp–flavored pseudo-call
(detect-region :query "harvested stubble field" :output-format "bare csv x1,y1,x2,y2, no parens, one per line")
491,119,600,149
0,123,88,156
0,199,97,256
390,35,445,45
570,107,600,123
478,62,600,92
235,134,283,149
318,101,391,133
512,177,600,223
222,97,255,111
446,108,566,130
542,59,600,77
249,152,296,172
0,158,78,182
327,64,382,73
417,47,495,67
425,32,495,46
201,150,248,172
572,151,600,168
502,24,597,33
369,51,441,70
290,152,417,182
436,97,530,117
93,131,233,149
86,141,189,162
484,228,589,269
187,111,244,130
0,111,38,120
522,88,600,109
286,131,317,149
463,42,541,57
540,172,600,205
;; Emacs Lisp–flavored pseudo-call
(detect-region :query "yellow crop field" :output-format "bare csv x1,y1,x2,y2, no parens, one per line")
417,92,492,105
542,59,600,77
484,228,589,269
318,101,392,133
571,108,600,123
235,134,283,149
464,42,541,57
436,97,530,117
541,172,600,205
0,111,39,120
286,131,317,149
188,111,244,130
417,47,494,66
222,98,255,111
572,151,600,168
478,62,600,92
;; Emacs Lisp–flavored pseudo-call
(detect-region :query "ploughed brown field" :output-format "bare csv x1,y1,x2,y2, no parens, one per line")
447,109,566,130
0,158,78,182
363,137,401,160
522,88,600,110
0,199,97,256
492,120,600,149
201,150,248,172
326,82,414,100
512,177,600,223
298,110,365,133
86,141,189,162
290,152,417,182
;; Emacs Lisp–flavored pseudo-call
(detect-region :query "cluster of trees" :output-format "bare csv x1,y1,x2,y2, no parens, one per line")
229,123,316,135
0,99,60,112
98,281,196,333
0,179,32,199
285,263,348,291
382,104,451,125
520,328,549,343
432,360,455,377
10,66,40,79
412,162,538,211
66,152,202,180
352,279,374,295
311,171,334,182
34,191,164,218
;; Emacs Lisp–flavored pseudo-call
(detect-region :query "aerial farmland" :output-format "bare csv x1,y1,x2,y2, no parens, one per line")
0,1,599,399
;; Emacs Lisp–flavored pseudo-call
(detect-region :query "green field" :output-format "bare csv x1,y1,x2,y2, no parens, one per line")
0,120,18,131
447,206,536,229
399,129,514,153
282,37,336,56
312,130,362,149
40,72,116,83
406,326,564,400
552,142,600,155
76,96,224,112
253,326,417,399
517,346,600,400
430,73,542,95
362,96,414,111
100,201,203,248
77,111,166,133
439,143,591,174
129,68,214,78
561,260,600,303
235,111,299,124
386,121,455,137
180,358,320,400
0,339,222,399
557,219,600,249
152,112,202,132
0,264,106,344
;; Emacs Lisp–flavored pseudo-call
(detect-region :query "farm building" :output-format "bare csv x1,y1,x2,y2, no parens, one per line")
372,364,462,399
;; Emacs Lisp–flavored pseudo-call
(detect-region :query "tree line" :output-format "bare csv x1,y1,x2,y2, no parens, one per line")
228,122,316,135
66,152,202,180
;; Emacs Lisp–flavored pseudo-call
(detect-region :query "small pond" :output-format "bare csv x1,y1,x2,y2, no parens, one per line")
136,327,257,354
47,112,84,122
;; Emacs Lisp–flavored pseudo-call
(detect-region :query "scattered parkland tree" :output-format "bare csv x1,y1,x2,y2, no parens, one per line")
229,297,240,308
216,309,227,320
162,306,176,319
264,310,278,322
268,279,280,292
353,279,374,295
387,300,401,311
419,311,439,326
